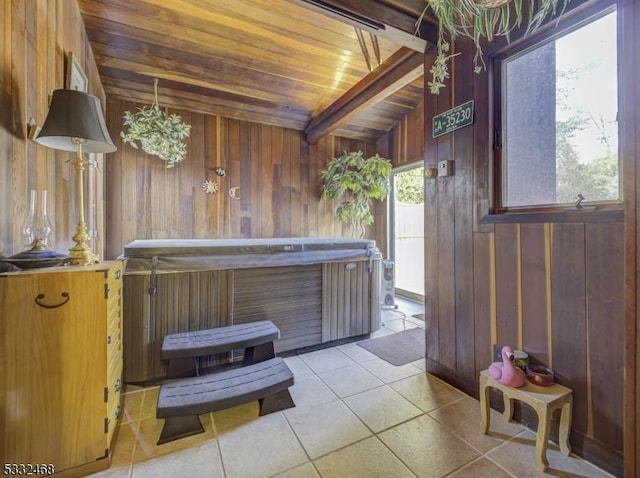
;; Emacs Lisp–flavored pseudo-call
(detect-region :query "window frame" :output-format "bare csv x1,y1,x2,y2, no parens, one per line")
488,2,621,221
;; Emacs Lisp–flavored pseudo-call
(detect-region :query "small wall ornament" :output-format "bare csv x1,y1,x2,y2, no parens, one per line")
202,180,219,194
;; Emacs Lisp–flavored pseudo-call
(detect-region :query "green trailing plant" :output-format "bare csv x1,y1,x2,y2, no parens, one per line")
120,79,191,167
419,0,571,94
321,151,392,237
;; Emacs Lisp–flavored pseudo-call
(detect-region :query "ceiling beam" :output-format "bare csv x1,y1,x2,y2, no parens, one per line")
292,0,436,52
305,46,424,143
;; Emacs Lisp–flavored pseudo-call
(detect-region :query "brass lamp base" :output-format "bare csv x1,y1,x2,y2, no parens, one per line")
67,220,98,266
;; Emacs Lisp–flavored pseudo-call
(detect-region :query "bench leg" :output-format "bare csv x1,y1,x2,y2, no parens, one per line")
166,358,199,378
534,405,551,472
259,389,295,415
157,415,204,445
558,399,573,456
243,342,275,366
479,374,491,434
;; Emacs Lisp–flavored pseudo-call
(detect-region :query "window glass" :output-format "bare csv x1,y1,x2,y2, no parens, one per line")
501,11,618,208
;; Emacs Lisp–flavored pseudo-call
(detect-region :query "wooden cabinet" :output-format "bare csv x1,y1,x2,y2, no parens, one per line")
0,261,123,477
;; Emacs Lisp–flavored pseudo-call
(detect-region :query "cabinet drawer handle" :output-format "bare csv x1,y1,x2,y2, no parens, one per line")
114,379,121,392
115,269,121,280
35,292,70,309
115,405,122,419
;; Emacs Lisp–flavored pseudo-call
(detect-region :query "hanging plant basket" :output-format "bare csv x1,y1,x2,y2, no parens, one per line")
120,78,192,167
420,0,571,94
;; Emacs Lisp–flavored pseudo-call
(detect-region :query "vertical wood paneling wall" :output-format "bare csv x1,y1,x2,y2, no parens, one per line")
621,0,640,475
0,0,107,259
379,31,626,474
105,99,381,258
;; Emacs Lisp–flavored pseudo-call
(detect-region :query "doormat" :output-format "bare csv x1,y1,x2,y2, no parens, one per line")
357,327,425,366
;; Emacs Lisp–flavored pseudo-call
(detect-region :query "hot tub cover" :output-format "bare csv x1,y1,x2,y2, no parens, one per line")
121,237,381,273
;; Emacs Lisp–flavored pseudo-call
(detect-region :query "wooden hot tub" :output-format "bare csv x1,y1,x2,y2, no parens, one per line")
121,237,382,382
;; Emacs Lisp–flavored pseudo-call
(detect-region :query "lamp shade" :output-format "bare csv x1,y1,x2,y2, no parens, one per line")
35,89,117,153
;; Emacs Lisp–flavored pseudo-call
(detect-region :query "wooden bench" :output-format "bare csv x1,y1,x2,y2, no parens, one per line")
162,320,280,378
156,357,295,444
479,369,573,472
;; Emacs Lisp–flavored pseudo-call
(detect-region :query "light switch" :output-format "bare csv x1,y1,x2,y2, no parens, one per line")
437,160,453,177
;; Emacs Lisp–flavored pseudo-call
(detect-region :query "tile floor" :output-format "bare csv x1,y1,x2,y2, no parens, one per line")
89,299,613,478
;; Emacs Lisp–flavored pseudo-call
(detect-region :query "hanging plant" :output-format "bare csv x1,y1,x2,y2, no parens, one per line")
120,78,191,167
419,0,571,94
321,151,392,238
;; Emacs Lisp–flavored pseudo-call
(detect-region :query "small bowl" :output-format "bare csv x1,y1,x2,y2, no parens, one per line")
526,365,555,386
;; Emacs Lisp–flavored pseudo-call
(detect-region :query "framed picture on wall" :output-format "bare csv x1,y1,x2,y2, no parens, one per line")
66,52,88,92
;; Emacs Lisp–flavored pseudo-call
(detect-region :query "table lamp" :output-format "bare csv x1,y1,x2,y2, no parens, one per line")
35,89,117,265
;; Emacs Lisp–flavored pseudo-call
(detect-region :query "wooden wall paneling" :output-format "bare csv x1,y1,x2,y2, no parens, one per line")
11,0,28,251
551,223,587,436
435,81,456,370
191,113,207,237
0,0,11,253
473,232,493,374
226,118,240,237
105,102,123,259
265,126,283,237
453,36,476,379
278,130,296,236
177,111,194,236
520,223,550,365
290,134,310,236
472,56,492,233
585,222,624,453
621,0,640,474
423,49,439,361
494,223,519,348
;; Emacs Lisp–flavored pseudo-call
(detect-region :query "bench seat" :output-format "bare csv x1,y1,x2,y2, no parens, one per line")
161,320,280,377
156,357,295,444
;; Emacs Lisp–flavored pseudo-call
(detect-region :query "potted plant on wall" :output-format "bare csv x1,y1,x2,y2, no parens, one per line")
420,0,571,94
120,78,191,167
321,151,392,238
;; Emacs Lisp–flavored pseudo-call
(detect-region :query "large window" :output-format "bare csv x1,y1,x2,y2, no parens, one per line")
499,9,618,210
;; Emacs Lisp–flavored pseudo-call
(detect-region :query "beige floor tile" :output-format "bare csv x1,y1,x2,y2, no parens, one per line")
337,342,378,363
288,373,338,409
298,348,355,374
486,430,614,478
379,414,480,477
272,462,320,478
448,457,514,478
138,386,160,421
318,363,384,398
380,318,420,333
343,385,423,433
131,440,224,478
313,436,414,478
429,396,524,453
218,412,307,478
121,390,144,424
284,355,315,377
390,372,465,412
86,465,132,478
132,414,215,462
368,326,395,339
285,400,371,459
358,357,423,383
212,401,260,435
410,359,426,371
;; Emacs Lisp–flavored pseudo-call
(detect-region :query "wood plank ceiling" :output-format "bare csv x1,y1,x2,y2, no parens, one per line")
77,0,435,142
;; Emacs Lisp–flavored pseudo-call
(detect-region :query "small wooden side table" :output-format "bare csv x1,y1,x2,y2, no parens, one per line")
479,369,573,472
